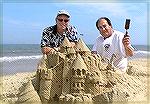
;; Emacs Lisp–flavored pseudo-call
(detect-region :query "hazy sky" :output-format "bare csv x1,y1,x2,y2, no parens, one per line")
2,1,149,45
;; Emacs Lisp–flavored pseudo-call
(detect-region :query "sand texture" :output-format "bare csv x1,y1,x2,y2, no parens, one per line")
0,58,150,104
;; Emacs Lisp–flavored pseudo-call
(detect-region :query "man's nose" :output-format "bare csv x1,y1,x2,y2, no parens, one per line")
102,27,106,30
99,26,106,30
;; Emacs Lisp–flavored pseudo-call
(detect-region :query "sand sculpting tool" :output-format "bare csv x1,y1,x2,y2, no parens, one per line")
124,19,131,37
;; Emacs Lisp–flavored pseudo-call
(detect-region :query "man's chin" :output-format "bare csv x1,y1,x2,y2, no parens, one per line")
102,33,108,37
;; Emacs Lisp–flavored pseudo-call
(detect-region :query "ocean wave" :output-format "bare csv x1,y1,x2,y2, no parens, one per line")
0,55,42,62
0,50,149,62
134,50,150,55
128,50,150,59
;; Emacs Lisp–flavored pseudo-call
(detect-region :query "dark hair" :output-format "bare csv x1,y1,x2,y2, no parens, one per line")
96,17,112,30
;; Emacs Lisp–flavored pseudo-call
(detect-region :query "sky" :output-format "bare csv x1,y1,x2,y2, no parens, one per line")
1,1,149,45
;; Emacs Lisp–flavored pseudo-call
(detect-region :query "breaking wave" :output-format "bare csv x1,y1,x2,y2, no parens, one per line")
0,55,42,62
0,51,149,62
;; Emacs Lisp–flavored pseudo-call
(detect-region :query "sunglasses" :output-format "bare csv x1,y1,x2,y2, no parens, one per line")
57,18,69,23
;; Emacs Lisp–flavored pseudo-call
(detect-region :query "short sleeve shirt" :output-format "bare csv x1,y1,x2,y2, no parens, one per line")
92,30,127,72
41,25,78,48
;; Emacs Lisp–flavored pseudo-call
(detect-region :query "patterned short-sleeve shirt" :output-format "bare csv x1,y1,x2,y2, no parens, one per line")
41,25,78,48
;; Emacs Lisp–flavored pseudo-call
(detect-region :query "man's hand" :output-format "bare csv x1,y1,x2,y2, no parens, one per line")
70,42,76,47
41,47,55,54
122,35,130,47
122,35,134,57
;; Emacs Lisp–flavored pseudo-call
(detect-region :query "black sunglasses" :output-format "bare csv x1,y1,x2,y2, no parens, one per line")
57,18,69,23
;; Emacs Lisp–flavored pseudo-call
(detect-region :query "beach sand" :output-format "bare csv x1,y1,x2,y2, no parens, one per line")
0,58,150,104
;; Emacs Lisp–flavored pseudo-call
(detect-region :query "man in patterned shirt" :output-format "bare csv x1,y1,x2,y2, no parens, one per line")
41,10,78,54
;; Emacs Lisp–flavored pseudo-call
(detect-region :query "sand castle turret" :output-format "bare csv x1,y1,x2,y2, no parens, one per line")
67,47,76,59
58,36,75,95
60,36,72,53
36,54,54,103
70,53,88,96
75,38,91,56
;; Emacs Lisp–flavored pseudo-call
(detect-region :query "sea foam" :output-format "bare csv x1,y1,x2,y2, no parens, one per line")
0,55,42,62
0,51,149,63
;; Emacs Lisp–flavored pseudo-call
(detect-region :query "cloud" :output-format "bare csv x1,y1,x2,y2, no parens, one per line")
3,17,43,30
63,3,128,17
64,3,146,18
90,3,128,16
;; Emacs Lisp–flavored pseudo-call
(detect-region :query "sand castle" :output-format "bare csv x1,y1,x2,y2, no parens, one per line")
33,37,133,104
2,36,148,104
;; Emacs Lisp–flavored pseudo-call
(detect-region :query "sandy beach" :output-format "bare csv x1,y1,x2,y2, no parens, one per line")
0,58,150,104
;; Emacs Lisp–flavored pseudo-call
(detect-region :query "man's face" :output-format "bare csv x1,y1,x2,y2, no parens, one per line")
56,15,70,30
98,19,113,38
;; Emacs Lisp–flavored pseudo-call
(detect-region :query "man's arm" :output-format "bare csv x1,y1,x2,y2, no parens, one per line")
124,45,134,57
122,36,134,57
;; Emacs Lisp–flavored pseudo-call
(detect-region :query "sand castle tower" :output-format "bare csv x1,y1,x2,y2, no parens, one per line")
37,54,54,103
85,68,104,95
75,38,91,56
37,37,70,101
37,39,68,102
70,53,88,96
59,36,72,54
37,50,65,102
67,47,76,59
75,38,100,72
60,36,75,95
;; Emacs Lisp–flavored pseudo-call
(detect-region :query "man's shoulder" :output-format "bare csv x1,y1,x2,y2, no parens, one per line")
113,30,124,38
97,35,103,39
67,25,78,34
95,35,103,42
68,24,76,28
114,30,124,34
68,25,78,31
43,25,56,32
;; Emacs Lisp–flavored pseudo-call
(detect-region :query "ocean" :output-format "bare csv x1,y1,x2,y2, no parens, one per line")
0,44,150,75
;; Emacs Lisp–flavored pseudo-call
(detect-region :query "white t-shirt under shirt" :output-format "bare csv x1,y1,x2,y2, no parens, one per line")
92,30,127,72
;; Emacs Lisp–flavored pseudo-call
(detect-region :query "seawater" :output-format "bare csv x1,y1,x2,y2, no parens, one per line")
0,44,149,75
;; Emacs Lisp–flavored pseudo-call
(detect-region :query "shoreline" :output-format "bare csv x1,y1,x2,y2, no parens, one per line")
1,55,149,76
